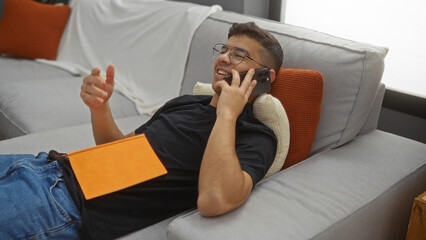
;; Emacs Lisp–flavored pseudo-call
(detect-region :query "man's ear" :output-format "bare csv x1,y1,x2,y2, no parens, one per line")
269,69,276,83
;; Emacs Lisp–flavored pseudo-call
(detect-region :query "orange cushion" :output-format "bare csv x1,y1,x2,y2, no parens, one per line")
270,68,324,169
0,0,71,60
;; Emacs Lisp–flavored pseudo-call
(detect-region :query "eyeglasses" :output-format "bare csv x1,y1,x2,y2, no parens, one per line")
212,43,269,69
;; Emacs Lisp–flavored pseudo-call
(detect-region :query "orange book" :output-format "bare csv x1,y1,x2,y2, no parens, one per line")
67,134,167,200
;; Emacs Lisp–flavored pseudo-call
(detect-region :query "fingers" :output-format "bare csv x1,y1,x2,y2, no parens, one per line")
242,68,256,97
81,65,114,109
81,80,108,99
230,69,240,87
80,81,107,109
84,73,106,89
80,90,103,105
212,80,228,94
247,79,257,97
91,67,101,76
229,68,255,88
232,68,255,98
240,68,254,88
106,64,115,87
86,66,108,89
223,68,256,95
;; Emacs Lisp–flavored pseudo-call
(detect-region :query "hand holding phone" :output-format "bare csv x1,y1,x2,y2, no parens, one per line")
224,68,271,96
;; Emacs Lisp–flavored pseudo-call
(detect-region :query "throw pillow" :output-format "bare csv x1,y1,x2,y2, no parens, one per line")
193,82,290,178
0,0,71,60
270,68,324,169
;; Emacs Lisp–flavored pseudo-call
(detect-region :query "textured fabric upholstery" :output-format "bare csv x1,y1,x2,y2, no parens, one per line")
0,0,70,60
270,68,323,169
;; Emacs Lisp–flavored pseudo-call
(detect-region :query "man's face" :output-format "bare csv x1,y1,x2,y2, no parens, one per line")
212,35,264,94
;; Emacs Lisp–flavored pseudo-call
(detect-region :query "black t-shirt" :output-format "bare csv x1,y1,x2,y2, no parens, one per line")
59,95,277,240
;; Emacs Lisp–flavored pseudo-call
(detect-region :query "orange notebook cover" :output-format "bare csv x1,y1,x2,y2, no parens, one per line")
67,134,167,200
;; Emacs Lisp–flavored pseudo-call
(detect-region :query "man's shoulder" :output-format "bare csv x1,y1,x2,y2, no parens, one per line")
239,105,278,142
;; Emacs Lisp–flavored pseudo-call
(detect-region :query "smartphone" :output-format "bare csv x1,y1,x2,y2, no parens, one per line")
224,68,271,96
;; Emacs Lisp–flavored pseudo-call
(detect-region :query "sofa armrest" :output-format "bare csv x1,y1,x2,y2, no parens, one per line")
358,83,386,136
167,130,426,240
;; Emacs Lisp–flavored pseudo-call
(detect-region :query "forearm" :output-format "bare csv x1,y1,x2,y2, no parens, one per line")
90,101,124,145
198,115,252,216
198,68,256,216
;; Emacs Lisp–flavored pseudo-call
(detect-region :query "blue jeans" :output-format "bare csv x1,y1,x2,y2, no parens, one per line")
0,152,81,239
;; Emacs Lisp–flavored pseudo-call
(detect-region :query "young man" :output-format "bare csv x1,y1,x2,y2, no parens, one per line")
0,22,283,239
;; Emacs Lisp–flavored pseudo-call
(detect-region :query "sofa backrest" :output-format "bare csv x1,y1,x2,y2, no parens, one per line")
180,11,388,156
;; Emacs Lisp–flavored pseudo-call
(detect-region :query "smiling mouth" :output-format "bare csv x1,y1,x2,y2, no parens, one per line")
217,69,231,78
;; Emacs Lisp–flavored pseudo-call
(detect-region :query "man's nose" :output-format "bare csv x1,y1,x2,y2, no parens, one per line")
218,50,231,64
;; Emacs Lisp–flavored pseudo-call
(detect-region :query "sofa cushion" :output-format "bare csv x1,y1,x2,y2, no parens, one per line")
0,0,71,60
0,57,76,84
270,68,323,169
0,115,150,154
180,11,388,157
0,77,139,139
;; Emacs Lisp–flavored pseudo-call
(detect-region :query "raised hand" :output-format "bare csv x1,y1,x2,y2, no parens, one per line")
214,68,257,121
80,64,115,110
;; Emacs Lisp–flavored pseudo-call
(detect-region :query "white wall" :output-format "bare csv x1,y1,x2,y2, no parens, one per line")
282,0,426,98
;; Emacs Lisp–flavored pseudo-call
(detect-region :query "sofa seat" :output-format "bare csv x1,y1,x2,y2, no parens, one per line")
166,130,426,240
3,127,422,240
0,115,150,154
0,58,140,140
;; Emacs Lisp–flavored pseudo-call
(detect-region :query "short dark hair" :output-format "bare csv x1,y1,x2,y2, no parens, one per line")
228,22,283,74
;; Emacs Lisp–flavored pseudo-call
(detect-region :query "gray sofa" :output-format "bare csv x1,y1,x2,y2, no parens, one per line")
0,6,425,240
